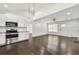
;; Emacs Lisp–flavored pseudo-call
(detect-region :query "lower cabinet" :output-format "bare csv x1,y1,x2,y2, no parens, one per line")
0,32,29,46
18,32,29,41
0,33,6,46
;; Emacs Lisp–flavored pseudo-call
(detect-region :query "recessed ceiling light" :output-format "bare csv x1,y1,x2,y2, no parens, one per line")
66,12,71,16
61,24,66,27
4,4,8,8
31,7,34,11
5,13,9,15
32,16,36,20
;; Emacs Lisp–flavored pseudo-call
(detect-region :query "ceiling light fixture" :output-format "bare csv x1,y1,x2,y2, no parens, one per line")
28,4,35,20
4,4,8,8
66,12,71,16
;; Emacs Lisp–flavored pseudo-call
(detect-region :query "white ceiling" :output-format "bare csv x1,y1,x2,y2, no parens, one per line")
0,3,55,12
0,3,78,20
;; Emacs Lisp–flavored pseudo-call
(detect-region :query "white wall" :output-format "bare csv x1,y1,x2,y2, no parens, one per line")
32,21,47,37
33,4,79,37
58,20,79,37
48,19,79,37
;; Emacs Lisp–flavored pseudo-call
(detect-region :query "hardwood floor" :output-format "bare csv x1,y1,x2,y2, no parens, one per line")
0,35,79,55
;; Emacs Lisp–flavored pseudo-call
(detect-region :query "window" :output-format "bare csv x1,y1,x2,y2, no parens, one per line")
48,24,58,32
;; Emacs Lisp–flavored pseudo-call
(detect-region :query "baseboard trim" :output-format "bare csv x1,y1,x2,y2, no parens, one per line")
13,39,29,44
32,33,47,38
0,43,6,47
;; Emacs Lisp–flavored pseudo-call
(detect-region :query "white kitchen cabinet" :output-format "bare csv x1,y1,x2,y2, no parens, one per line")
0,15,5,26
0,33,5,46
17,16,29,41
0,15,6,46
18,32,29,41
0,14,29,46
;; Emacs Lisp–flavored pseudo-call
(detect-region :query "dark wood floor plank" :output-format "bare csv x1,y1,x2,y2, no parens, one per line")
0,35,79,55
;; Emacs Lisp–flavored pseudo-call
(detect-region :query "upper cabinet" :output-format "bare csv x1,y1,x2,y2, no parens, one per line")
18,16,27,27
0,14,5,26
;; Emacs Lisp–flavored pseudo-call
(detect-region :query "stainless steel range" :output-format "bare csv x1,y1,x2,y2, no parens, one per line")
6,22,18,44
